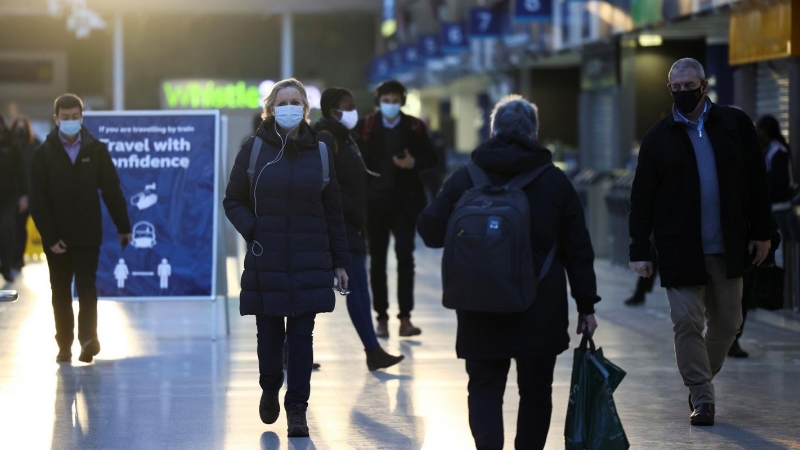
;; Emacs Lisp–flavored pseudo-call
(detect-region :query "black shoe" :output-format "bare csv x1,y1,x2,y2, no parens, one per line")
624,292,645,306
376,320,389,338
287,405,309,437
78,338,101,363
1,269,14,284
728,339,749,358
688,394,694,412
690,403,715,426
56,349,72,363
366,347,405,371
259,391,280,424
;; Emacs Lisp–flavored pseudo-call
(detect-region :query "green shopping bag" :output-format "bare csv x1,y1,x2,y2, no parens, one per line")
565,335,629,450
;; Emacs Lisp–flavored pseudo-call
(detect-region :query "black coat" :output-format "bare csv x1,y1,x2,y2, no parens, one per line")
314,118,369,255
354,111,438,217
0,138,25,205
224,119,350,317
629,102,772,288
418,134,601,359
29,127,130,249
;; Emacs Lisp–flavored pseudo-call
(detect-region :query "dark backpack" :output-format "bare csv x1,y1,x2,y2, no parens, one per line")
442,162,556,313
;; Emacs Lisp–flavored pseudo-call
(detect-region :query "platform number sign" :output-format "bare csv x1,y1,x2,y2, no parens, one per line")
419,35,440,58
441,22,468,52
469,8,504,38
514,0,553,22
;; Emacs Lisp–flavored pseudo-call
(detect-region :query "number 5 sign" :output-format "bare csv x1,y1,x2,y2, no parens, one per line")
514,0,553,22
469,7,504,38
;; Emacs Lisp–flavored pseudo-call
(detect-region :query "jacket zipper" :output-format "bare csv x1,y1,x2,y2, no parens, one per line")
287,150,295,317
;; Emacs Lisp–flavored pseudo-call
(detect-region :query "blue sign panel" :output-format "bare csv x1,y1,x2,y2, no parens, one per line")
441,22,468,53
419,34,441,58
388,50,405,73
370,56,391,82
401,44,422,67
514,0,553,22
469,7,505,38
82,111,220,300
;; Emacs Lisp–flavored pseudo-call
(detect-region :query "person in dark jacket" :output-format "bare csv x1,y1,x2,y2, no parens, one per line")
418,95,600,450
315,88,404,371
0,114,27,283
629,59,772,426
29,94,132,364
10,115,40,272
223,79,350,438
354,80,438,338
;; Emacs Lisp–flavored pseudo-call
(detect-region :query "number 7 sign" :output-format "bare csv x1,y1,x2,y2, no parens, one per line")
469,7,503,38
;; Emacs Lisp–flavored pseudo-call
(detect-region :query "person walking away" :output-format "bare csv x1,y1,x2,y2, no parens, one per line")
29,94,132,364
315,87,404,371
729,114,794,358
0,115,27,283
224,79,350,438
355,80,438,338
629,59,772,426
418,95,600,450
9,116,39,273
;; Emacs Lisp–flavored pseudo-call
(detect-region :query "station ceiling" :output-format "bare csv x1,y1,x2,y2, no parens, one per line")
0,0,381,15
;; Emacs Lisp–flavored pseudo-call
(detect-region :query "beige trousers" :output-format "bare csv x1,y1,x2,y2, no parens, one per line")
666,255,743,406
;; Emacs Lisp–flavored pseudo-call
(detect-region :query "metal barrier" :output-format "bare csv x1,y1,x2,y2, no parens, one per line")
773,202,800,313
572,169,614,259
605,171,635,267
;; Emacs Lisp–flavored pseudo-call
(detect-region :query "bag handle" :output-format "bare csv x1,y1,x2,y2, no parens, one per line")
579,334,596,353
247,136,264,207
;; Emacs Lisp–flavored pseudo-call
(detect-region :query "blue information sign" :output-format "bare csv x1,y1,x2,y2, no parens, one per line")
401,44,422,67
82,111,220,300
418,34,440,58
469,7,505,38
514,0,553,22
441,22,468,53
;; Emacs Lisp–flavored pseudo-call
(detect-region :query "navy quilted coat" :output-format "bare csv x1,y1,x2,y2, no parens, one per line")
224,119,350,317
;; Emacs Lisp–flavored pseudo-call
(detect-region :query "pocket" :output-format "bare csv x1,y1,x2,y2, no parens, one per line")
453,234,512,276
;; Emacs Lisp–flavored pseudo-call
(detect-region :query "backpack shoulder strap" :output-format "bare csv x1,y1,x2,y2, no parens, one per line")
465,161,491,187
247,136,263,204
540,245,557,279
508,163,553,190
361,114,376,141
319,141,330,190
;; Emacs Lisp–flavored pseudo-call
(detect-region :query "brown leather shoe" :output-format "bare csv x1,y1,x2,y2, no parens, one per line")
366,347,405,371
690,403,715,426
399,318,422,337
376,319,389,338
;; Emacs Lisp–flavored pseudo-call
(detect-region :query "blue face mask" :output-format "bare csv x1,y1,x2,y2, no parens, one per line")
274,105,304,130
59,120,82,137
380,102,401,120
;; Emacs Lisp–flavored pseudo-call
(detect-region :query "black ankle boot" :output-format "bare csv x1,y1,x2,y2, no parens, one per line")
259,391,280,424
287,405,309,437
728,339,749,358
366,347,405,371
624,292,645,306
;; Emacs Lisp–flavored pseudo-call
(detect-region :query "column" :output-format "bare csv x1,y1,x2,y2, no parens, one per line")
281,13,294,80
113,13,124,110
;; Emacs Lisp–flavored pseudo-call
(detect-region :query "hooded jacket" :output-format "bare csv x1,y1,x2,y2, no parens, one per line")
29,127,130,249
224,119,350,317
418,133,600,359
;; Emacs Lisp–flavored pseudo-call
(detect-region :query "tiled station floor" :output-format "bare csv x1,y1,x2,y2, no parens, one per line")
1,244,799,449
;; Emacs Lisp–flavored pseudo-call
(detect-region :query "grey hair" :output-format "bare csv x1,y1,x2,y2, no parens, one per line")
668,58,706,81
490,95,539,137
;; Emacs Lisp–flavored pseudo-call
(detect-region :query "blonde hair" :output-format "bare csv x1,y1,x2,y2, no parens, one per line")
261,78,310,122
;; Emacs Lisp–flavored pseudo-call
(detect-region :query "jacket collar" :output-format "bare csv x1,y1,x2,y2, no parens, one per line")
668,98,721,129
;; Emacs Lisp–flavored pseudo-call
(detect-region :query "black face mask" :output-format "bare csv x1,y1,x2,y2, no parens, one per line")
671,85,704,114
13,129,27,140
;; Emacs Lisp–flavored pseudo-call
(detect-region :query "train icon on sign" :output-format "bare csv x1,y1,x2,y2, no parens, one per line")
131,221,157,249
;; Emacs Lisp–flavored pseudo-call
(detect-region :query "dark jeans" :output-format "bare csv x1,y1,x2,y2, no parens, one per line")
0,202,16,275
45,246,101,349
347,253,380,351
466,354,558,450
367,198,416,320
256,313,316,409
13,210,29,269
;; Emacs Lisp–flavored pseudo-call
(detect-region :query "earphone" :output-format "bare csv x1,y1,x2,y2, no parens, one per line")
250,121,293,257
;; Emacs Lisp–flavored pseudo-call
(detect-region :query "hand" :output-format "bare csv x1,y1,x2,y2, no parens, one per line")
18,196,28,213
629,261,654,278
577,314,598,336
50,240,67,254
119,233,133,249
748,240,771,266
393,149,416,170
334,267,349,291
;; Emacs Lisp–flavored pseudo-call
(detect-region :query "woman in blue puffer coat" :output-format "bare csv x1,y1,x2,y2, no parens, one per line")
223,78,350,439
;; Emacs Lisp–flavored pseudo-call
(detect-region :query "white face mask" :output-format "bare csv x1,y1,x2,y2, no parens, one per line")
338,110,359,130
274,105,304,130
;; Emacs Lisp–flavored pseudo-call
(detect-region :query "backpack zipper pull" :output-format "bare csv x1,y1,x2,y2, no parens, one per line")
457,229,465,237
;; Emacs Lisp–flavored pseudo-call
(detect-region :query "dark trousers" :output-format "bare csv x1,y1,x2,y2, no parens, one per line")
13,210,29,269
367,198,417,320
347,253,380,351
466,354,558,450
44,246,101,349
0,202,16,275
256,313,316,409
